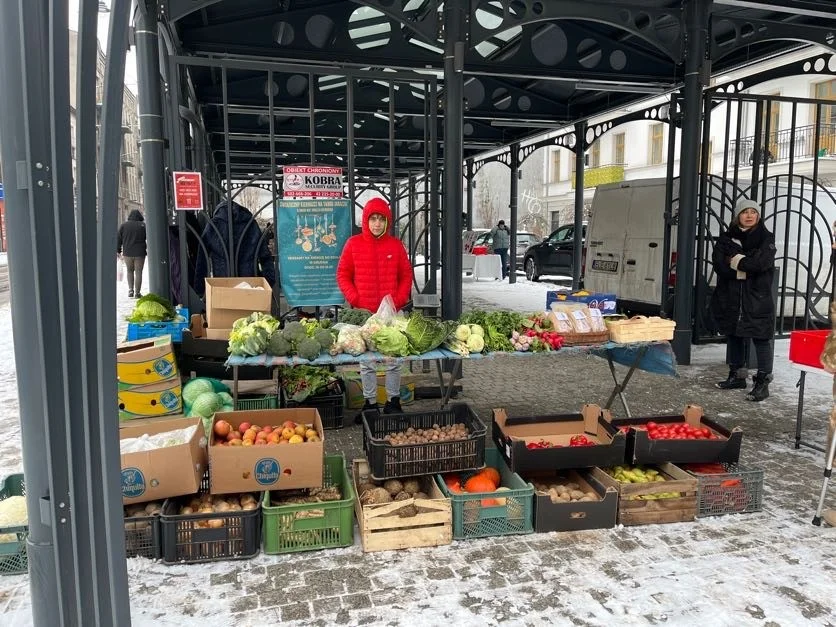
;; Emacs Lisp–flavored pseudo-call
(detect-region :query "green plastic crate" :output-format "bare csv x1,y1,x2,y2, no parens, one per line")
235,393,279,411
262,454,355,554
0,473,28,575
436,448,534,540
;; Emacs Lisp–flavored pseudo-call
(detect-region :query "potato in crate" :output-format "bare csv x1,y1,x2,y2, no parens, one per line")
362,403,486,480
123,501,163,560
262,454,355,554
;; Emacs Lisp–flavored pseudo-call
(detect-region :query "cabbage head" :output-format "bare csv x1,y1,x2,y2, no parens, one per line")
404,312,449,354
182,378,215,407
372,327,410,357
126,300,170,323
191,391,222,418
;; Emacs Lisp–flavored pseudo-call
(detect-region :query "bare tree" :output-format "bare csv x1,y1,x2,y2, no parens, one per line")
476,177,498,228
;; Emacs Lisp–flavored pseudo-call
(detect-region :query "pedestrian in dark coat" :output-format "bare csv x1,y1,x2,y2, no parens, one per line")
117,209,147,298
194,199,276,296
710,197,777,401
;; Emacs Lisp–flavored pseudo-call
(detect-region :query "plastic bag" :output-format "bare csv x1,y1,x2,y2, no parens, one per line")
117,257,124,282
360,295,398,350
336,323,366,356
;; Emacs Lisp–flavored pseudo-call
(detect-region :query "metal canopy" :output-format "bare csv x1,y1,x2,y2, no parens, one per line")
165,0,836,178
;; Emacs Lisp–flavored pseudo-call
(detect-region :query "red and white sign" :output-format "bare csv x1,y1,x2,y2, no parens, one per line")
282,165,343,198
172,171,204,211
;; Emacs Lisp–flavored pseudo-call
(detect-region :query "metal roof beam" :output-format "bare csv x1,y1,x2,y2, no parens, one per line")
714,0,836,18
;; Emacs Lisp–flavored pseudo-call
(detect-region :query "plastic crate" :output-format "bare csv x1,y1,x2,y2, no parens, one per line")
124,511,162,560
362,403,487,480
262,454,355,554
687,463,764,517
126,308,190,343
436,448,534,540
0,473,27,575
235,393,279,411
160,494,261,564
283,382,345,430
788,329,830,369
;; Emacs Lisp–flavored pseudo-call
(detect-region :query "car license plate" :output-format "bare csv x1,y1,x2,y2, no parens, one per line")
591,259,619,273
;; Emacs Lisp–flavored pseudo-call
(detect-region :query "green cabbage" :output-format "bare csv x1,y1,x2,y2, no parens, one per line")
217,392,234,406
191,391,222,418
404,312,449,354
126,300,171,323
182,378,215,407
372,327,411,357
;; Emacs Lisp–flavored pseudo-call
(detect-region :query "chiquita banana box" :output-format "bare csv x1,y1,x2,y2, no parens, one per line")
117,336,179,386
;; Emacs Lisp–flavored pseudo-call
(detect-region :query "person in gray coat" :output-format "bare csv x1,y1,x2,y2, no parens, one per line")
117,209,147,298
490,220,511,279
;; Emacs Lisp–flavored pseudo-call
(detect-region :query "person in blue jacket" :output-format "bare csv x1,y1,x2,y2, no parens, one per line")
194,199,276,296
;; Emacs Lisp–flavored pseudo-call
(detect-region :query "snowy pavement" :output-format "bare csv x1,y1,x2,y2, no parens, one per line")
1,273,836,626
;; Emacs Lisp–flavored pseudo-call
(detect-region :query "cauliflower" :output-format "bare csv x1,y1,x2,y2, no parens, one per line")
466,334,485,353
337,326,367,356
0,496,27,541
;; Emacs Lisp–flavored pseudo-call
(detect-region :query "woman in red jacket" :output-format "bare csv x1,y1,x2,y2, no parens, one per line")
337,197,413,416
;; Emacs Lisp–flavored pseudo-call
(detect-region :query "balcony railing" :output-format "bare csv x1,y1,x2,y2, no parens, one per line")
727,123,836,167
570,163,625,189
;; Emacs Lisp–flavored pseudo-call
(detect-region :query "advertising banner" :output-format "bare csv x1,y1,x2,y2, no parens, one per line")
277,198,351,306
172,171,204,211
282,165,343,198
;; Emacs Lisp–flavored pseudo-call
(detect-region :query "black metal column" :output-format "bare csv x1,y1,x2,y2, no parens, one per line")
573,122,587,291
509,143,520,285
441,0,466,320
136,5,170,297
672,0,711,364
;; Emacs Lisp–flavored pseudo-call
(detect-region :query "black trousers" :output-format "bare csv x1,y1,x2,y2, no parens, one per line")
727,334,773,375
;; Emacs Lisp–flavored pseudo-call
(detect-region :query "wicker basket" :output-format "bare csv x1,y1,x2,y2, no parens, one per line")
560,330,610,346
606,316,675,343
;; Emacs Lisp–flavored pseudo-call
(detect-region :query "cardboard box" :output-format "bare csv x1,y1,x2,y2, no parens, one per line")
611,405,742,464
117,336,178,386
492,405,626,473
118,379,183,421
524,469,617,532
205,277,272,329
547,291,617,314
120,416,207,505
208,408,324,494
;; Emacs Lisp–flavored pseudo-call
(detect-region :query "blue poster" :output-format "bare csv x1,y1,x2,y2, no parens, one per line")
278,198,351,307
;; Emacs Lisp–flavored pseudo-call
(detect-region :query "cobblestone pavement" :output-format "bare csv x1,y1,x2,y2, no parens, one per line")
2,279,836,625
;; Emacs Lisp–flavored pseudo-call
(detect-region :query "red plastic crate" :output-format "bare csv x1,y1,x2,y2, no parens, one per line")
788,330,830,369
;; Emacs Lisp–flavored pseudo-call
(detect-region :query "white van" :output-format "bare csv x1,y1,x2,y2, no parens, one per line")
584,177,836,323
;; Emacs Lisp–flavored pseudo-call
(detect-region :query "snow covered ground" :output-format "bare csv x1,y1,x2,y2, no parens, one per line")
1,269,836,626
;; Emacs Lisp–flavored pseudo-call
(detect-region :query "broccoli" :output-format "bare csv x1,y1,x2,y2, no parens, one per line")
296,337,322,361
338,308,372,326
313,328,334,350
267,331,292,356
281,321,308,345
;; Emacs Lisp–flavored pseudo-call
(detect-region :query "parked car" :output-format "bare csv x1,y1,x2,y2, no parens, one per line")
522,223,587,281
472,230,539,270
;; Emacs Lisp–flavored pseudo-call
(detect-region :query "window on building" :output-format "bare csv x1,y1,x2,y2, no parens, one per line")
550,150,561,183
613,133,625,165
590,141,600,168
814,80,836,154
649,123,664,165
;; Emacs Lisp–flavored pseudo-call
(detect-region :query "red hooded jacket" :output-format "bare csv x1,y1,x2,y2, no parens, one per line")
336,198,413,311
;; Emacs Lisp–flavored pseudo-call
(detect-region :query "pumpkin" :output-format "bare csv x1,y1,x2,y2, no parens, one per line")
464,475,496,494
478,467,501,488
444,473,461,487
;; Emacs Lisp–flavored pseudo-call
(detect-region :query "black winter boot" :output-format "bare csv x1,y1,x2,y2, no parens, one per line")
383,396,402,414
356,399,378,424
746,372,772,402
715,368,747,390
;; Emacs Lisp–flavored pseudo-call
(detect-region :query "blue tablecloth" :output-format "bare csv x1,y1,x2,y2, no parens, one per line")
225,341,677,378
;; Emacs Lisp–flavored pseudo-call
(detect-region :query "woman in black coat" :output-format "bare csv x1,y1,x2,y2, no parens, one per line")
710,198,777,401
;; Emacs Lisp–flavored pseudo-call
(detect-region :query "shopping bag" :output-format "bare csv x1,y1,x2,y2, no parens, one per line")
117,257,124,282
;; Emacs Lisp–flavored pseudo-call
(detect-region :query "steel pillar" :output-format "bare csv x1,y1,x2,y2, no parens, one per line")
672,0,711,364
509,143,520,285
136,6,170,297
441,0,466,320
573,121,587,290
0,0,131,624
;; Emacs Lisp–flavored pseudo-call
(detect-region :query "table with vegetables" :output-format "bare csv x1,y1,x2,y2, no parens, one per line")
223,308,677,414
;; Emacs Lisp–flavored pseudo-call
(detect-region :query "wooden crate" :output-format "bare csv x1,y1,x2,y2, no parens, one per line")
352,459,452,552
606,316,675,343
591,463,697,526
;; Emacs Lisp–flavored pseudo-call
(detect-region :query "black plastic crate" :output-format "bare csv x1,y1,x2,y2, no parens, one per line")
283,381,345,430
124,512,162,560
362,403,487,480
160,495,261,564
